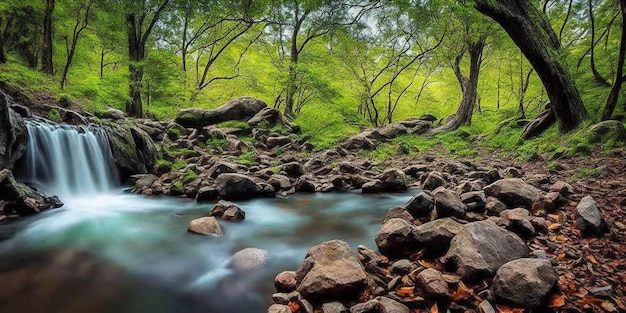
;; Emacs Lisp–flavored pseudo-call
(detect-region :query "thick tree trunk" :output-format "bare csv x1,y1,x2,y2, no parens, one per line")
436,38,485,132
474,0,587,133
41,0,55,75
602,0,626,120
126,13,143,118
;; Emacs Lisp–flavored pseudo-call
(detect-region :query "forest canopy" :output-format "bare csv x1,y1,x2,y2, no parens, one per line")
0,0,624,149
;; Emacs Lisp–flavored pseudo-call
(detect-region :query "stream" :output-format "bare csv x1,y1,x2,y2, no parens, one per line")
0,119,413,313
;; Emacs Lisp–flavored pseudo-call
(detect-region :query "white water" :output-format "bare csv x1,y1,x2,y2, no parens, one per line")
19,118,118,198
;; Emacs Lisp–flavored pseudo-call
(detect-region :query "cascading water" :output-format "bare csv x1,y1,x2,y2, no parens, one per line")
17,118,118,198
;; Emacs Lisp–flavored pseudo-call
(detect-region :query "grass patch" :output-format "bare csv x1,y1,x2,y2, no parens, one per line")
235,149,256,166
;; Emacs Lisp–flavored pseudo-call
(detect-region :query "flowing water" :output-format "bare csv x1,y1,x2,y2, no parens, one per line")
1,120,413,313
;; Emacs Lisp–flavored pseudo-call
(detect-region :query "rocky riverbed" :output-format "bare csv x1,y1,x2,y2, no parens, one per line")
1,88,625,312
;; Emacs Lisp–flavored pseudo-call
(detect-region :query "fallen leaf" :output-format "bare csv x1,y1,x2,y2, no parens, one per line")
587,255,598,264
601,300,617,312
548,294,566,308
615,221,625,230
613,297,626,310
578,297,605,306
430,303,438,313
451,281,474,302
397,286,415,297
548,223,562,231
495,305,525,313
288,301,300,313
401,275,409,284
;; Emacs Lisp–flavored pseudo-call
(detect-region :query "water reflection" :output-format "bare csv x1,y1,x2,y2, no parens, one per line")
0,191,412,313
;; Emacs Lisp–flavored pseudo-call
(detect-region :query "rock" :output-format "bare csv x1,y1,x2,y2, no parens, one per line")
576,196,608,236
175,97,267,128
215,173,266,200
296,240,367,301
131,174,158,193
0,90,27,170
322,301,349,313
10,104,31,118
187,217,223,236
432,187,465,218
247,107,291,129
421,172,446,191
415,268,449,299
375,218,419,258
484,178,542,209
272,293,289,305
96,108,125,120
500,208,535,237
295,175,316,192
207,162,238,179
485,196,507,216
104,123,158,177
267,136,292,149
404,191,435,218
492,258,558,308
268,174,292,192
349,299,379,313
361,180,384,194
587,120,626,142
414,218,464,254
340,134,377,151
281,162,305,177
275,271,298,293
267,304,291,313
0,169,62,215
380,168,408,192
223,205,246,221
390,259,414,275
196,186,218,201
229,248,268,271
549,181,575,195
460,190,487,212
383,206,414,224
444,221,529,281
377,296,410,313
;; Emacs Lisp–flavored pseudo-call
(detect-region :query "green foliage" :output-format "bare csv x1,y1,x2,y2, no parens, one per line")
235,149,256,166
206,138,229,153
47,108,61,122
216,120,251,130
181,168,198,183
172,159,187,170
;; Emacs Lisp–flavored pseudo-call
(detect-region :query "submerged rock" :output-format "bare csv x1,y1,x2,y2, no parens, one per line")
230,248,268,271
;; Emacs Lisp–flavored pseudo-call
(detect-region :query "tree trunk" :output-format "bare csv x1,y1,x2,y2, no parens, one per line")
0,42,6,63
41,0,55,75
126,13,143,118
436,37,485,132
474,0,587,133
588,0,611,87
602,0,626,120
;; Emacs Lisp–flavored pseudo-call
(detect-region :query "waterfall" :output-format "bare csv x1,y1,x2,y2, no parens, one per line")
17,118,118,197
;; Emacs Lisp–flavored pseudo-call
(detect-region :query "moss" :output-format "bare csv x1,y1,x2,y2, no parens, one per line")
206,138,229,152
182,168,198,183
156,159,172,167
235,149,256,166
172,180,184,190
216,120,250,130
167,127,182,140
173,159,187,170
47,108,61,122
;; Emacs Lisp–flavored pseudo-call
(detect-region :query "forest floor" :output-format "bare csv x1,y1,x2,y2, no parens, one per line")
469,148,626,312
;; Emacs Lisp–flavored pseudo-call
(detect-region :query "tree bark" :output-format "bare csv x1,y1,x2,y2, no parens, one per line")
41,0,55,75
588,0,611,87
436,37,485,132
474,0,587,133
602,0,626,120
125,0,170,118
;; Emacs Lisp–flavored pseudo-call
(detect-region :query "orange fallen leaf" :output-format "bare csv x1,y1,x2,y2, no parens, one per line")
601,300,617,312
288,301,300,313
496,305,525,313
430,303,438,313
397,286,415,297
578,296,605,306
613,297,626,310
418,260,434,269
451,281,474,301
586,255,598,264
548,294,566,308
401,275,409,284
548,223,562,231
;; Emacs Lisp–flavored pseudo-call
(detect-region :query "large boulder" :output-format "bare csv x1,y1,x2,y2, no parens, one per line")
104,123,158,177
444,221,529,282
432,187,466,218
379,168,408,192
484,178,542,209
215,173,270,200
404,191,435,218
0,90,27,170
492,258,558,308
0,169,63,215
175,97,267,128
296,240,367,301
